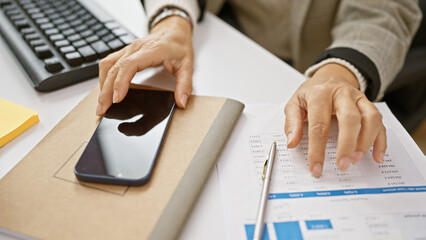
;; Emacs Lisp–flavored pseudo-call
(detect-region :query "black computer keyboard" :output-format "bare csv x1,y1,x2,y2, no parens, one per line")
0,0,136,91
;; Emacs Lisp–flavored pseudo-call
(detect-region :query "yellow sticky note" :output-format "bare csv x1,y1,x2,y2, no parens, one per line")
0,98,39,147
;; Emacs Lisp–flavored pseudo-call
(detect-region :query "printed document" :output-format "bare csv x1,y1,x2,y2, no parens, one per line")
217,102,426,240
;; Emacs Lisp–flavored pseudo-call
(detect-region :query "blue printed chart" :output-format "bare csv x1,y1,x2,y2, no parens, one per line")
245,220,331,240
248,130,426,200
244,130,426,240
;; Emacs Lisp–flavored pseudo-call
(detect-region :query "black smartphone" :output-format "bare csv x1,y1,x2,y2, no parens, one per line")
74,88,176,186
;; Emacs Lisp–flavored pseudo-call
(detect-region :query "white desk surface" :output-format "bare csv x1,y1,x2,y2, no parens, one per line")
0,0,305,239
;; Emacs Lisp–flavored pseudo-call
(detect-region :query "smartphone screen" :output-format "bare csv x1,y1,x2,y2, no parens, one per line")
74,88,175,186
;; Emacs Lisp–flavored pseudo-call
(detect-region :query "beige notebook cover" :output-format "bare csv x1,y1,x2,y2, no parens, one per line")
0,85,244,240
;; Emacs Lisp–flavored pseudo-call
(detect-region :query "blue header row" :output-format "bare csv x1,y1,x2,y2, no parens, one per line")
269,186,426,199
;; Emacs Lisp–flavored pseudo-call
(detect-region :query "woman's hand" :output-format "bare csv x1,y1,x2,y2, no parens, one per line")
96,16,194,116
284,63,387,178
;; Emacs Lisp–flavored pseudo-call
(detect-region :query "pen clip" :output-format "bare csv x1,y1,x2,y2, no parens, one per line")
262,159,268,180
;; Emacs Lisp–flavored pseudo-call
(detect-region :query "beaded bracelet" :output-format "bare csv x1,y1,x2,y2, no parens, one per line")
149,7,193,31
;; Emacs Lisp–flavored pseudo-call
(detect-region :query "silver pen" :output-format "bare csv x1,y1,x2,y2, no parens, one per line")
253,141,277,240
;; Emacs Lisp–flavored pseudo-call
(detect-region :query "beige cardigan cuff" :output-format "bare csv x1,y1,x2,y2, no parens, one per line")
305,57,367,94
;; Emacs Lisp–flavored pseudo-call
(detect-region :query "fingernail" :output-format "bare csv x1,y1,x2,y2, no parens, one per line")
180,94,188,108
112,90,119,103
286,133,293,145
312,163,323,178
96,103,103,116
338,157,352,171
352,151,364,164
378,152,384,163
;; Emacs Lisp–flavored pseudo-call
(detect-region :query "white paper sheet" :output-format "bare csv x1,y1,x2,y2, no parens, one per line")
217,102,426,240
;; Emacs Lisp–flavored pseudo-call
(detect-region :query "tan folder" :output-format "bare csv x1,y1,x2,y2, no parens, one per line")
0,85,244,240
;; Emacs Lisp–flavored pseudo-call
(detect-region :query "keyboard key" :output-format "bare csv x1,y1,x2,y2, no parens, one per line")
14,19,30,30
27,8,41,14
49,33,64,42
107,39,124,51
70,19,83,27
72,39,87,48
120,35,135,45
0,0,12,8
39,4,56,13
105,21,119,30
52,18,65,25
102,33,115,42
57,23,70,31
86,18,97,26
90,40,110,58
71,4,81,12
3,3,15,10
52,1,63,7
61,9,72,17
81,14,92,21
62,28,76,36
44,57,63,72
67,33,81,42
35,17,49,24
112,28,127,37
21,3,35,9
65,51,83,66
44,28,59,35
75,24,88,32
54,39,70,48
65,14,77,22
21,3,36,10
85,35,99,43
85,18,100,27
96,29,108,37
43,9,56,15
10,14,24,21
59,45,75,54
76,9,87,16
54,2,65,9
91,23,103,31
40,22,54,30
18,0,31,4
48,12,61,19
77,45,97,62
80,29,93,38
30,12,44,19
20,27,35,34
5,8,19,16
29,39,44,49
34,45,53,59
39,3,52,11
24,33,39,42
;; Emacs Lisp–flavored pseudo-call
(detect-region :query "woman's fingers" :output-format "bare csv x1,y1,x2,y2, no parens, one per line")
372,125,387,163
174,60,194,108
305,87,333,178
333,89,361,170
98,49,125,90
97,46,134,116
284,97,306,148
354,97,384,163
